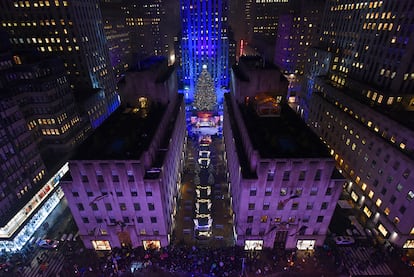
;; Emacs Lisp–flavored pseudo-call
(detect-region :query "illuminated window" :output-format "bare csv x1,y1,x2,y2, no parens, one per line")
378,223,388,237
394,217,400,225
384,207,390,216
361,183,367,191
363,206,372,217
376,198,382,207
407,191,414,201
368,190,374,199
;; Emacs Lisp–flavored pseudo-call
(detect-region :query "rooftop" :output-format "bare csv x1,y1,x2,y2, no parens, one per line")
239,100,330,159
71,103,166,160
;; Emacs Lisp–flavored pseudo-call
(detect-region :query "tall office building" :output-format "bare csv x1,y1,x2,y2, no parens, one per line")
224,57,344,250
274,0,324,76
61,68,185,250
303,0,414,248
0,0,120,128
0,44,76,252
243,0,293,60
124,0,179,65
179,0,230,103
100,0,131,80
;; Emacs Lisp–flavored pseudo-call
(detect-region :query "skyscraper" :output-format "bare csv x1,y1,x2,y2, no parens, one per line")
123,0,179,66
0,0,120,128
303,0,414,248
100,0,131,80
179,0,230,103
274,0,325,76
0,43,75,252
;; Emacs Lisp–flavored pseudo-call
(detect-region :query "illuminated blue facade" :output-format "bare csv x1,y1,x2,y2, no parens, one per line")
180,0,229,103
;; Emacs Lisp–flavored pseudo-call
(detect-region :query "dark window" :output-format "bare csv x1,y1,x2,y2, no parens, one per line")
87,191,93,197
317,216,324,223
283,171,290,181
247,216,253,223
248,203,255,210
81,175,89,182
403,169,410,179
97,175,104,182
150,217,157,223
148,203,155,211
137,217,143,223
267,171,274,181
82,217,89,224
259,229,265,236
263,203,270,210
325,187,332,195
77,203,84,211
112,175,119,182
133,203,141,211
116,191,123,197
314,169,322,181
386,176,393,184
105,203,112,211
390,195,396,204
277,202,284,210
123,217,130,223
128,174,135,182
153,230,159,235
373,179,379,187
384,154,390,163
120,203,127,211
91,203,98,211
246,228,252,235
291,202,299,210
72,191,79,197
249,189,257,196
399,206,406,214
299,170,306,181
109,218,116,224
265,188,272,196
146,190,153,197
368,142,373,150
393,161,400,170
306,202,313,210
96,217,103,223
131,191,138,197
381,188,387,195
321,202,328,210
310,187,318,196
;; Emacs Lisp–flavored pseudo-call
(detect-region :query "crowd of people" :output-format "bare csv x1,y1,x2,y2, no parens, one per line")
63,243,296,277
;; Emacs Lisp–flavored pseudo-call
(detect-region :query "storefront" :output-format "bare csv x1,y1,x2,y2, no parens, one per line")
92,240,111,251
244,239,263,251
296,239,315,250
143,240,161,250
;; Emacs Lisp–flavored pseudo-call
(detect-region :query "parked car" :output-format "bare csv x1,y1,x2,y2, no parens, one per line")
334,236,355,245
38,239,59,249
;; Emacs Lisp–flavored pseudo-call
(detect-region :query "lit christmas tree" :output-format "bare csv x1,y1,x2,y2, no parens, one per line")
193,65,217,111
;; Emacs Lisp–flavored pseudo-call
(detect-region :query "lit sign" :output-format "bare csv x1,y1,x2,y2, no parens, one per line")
0,162,69,238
